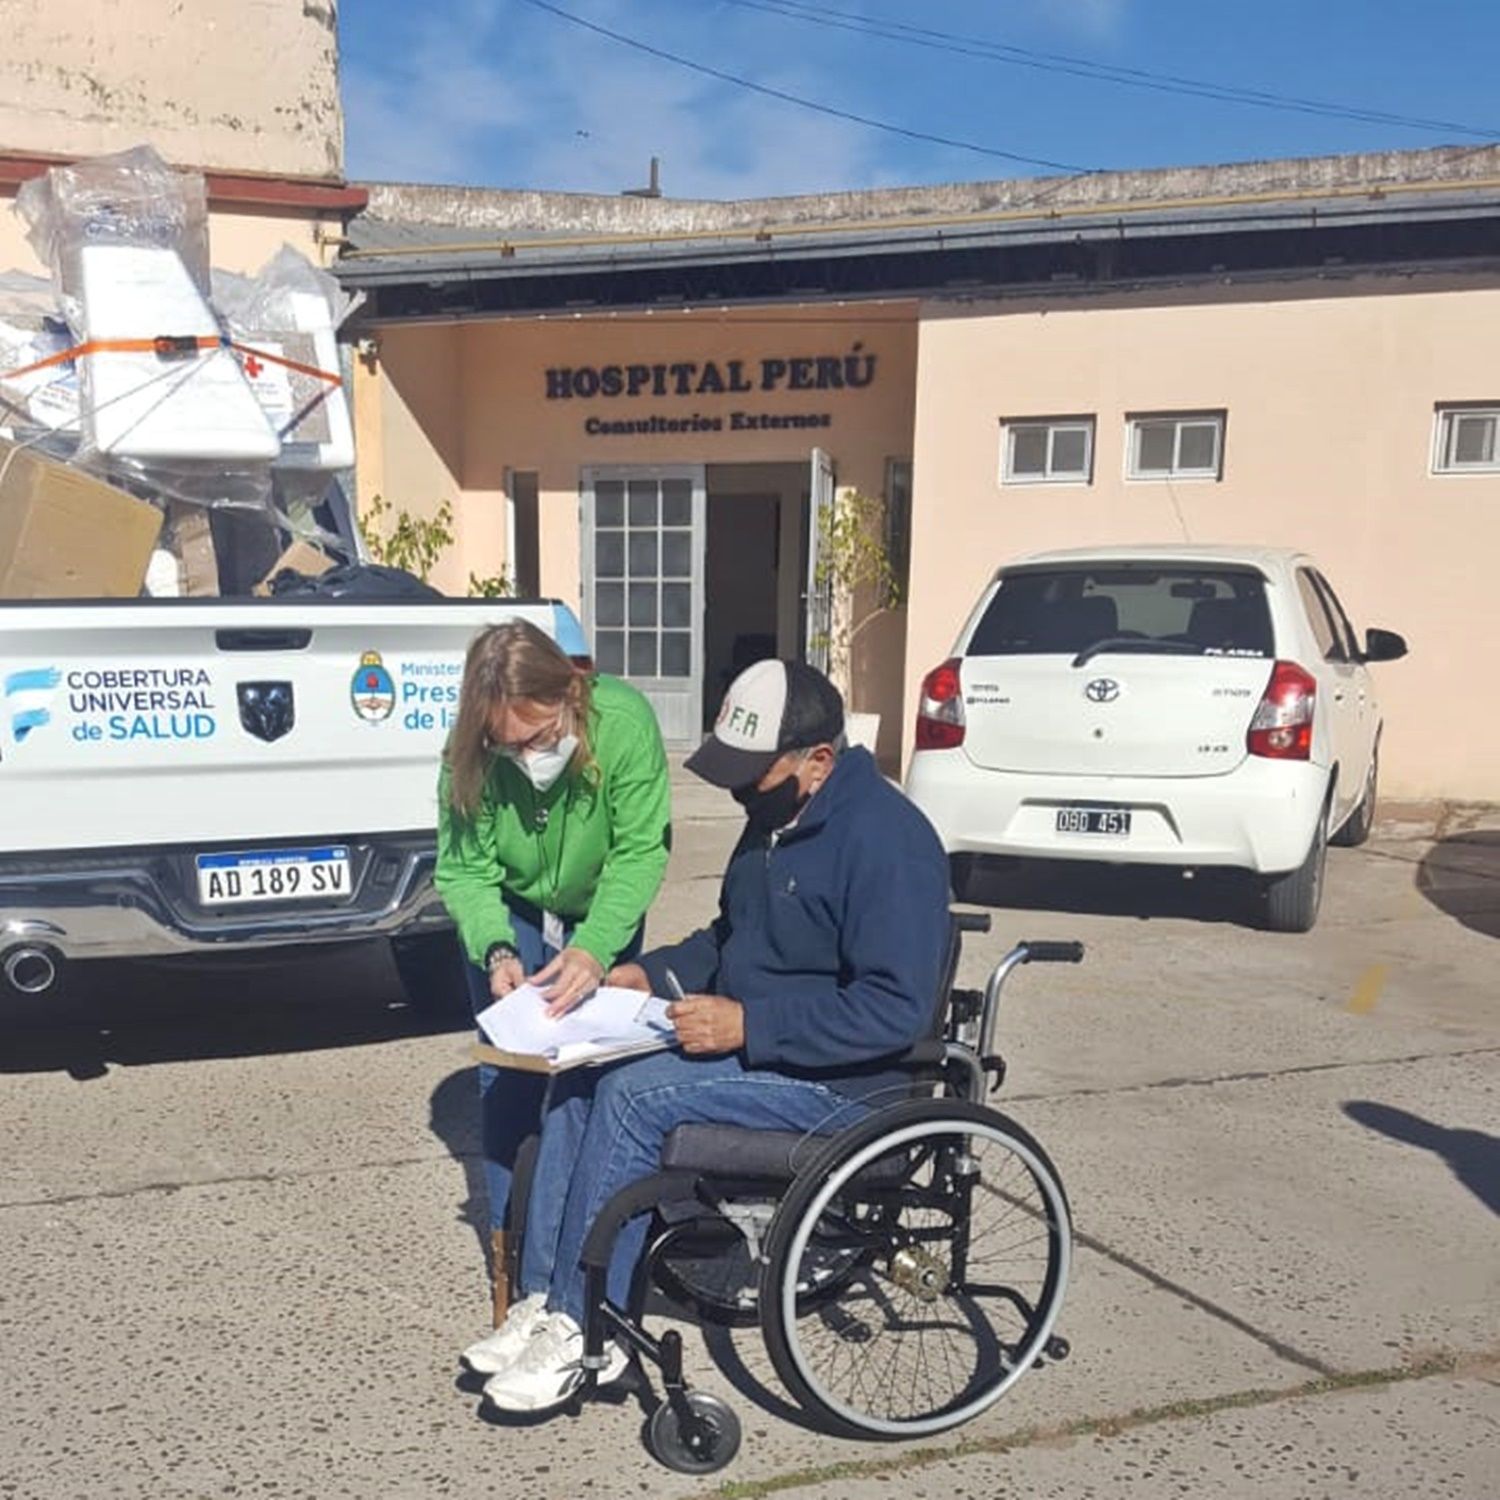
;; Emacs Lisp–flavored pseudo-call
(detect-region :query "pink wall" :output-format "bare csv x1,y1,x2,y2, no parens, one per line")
904,277,1500,800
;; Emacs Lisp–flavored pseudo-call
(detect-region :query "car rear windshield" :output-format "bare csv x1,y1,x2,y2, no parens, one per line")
968,565,1275,658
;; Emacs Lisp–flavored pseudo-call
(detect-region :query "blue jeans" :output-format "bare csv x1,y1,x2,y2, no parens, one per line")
464,900,642,1272
526,1049,868,1323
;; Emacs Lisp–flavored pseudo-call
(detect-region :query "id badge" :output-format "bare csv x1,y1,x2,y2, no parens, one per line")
542,910,567,953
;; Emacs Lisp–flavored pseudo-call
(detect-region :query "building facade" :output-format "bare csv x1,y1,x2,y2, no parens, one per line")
343,148,1500,800
0,0,359,276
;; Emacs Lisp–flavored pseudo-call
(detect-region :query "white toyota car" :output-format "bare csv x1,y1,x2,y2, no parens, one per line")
905,546,1407,932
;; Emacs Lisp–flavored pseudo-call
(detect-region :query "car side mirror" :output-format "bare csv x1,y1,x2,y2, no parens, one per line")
1363,628,1408,663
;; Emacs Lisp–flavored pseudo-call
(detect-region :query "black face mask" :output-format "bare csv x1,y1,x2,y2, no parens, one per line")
733,773,808,834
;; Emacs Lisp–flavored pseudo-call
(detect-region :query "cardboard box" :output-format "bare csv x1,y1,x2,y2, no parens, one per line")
253,539,335,596
0,439,163,598
167,503,220,597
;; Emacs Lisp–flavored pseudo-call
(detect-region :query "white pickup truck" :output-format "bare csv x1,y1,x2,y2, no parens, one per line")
0,596,584,1006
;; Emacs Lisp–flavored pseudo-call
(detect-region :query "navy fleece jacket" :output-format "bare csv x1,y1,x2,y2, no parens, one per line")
639,748,951,1102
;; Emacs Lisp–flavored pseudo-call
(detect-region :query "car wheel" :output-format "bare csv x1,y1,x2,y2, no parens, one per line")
1262,802,1329,933
390,931,471,1018
1331,746,1378,848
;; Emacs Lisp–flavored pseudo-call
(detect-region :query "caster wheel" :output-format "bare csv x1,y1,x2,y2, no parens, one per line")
1045,1335,1071,1361
647,1391,742,1474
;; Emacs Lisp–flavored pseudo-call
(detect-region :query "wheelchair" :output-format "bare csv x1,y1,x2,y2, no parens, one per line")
511,912,1082,1474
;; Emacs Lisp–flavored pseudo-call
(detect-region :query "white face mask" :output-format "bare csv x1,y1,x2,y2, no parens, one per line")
510,734,578,792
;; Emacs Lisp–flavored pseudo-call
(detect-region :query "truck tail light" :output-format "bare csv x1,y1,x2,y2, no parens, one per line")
916,659,966,751
1248,660,1316,760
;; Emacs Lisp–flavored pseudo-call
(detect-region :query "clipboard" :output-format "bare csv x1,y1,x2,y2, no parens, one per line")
470,1035,673,1075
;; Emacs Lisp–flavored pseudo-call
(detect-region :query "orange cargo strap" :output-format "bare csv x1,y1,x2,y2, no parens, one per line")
0,334,341,387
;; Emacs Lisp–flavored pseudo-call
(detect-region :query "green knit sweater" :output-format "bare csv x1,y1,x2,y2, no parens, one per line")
434,675,671,968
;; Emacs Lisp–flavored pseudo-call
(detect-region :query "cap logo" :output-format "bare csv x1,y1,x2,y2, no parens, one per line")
725,705,759,737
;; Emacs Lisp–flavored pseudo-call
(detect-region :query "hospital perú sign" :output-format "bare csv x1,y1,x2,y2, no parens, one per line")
544,345,877,438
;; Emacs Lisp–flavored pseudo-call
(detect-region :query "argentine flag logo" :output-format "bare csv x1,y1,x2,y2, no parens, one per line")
5,667,61,742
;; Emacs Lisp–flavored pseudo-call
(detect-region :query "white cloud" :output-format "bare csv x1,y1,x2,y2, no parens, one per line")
1017,0,1129,44
344,0,893,197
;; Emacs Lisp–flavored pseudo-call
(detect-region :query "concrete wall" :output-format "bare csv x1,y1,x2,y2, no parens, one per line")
0,0,342,179
905,276,1500,801
0,197,335,277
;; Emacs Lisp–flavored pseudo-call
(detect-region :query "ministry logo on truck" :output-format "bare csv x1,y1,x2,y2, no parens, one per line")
351,651,396,723
4,667,61,742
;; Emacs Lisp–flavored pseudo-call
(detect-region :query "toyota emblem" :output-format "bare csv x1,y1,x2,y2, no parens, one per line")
1084,677,1120,703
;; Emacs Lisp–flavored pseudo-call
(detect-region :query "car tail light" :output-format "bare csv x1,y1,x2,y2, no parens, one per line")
916,658,966,750
1248,660,1316,760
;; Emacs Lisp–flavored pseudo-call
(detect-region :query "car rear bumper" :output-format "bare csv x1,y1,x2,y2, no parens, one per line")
906,752,1329,874
0,833,452,964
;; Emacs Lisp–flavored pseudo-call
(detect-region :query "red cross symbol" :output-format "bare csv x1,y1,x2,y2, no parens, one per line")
244,355,263,379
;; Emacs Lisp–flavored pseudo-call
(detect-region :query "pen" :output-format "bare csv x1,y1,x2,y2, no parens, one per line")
664,968,687,1003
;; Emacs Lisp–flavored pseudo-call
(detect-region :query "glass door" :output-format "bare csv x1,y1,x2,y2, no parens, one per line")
803,447,836,674
581,465,706,748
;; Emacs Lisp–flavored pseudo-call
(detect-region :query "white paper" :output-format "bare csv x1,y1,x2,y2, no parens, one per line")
476,983,675,1065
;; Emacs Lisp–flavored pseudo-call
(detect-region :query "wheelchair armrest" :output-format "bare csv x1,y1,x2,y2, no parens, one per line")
892,1038,948,1069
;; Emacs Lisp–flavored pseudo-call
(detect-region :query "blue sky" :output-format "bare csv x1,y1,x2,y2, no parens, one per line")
342,0,1500,199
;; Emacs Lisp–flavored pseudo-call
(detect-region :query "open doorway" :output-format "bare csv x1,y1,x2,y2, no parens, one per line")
703,463,810,729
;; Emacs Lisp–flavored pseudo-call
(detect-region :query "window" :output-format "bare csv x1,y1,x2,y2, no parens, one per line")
968,565,1272,659
884,457,912,588
1311,570,1360,661
1297,570,1343,661
1001,417,1094,484
1127,412,1225,480
1434,406,1500,473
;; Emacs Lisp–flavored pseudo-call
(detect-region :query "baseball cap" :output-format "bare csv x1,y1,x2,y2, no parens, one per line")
686,659,845,790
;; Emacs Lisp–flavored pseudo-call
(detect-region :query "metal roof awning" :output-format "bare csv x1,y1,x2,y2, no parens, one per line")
336,182,1500,290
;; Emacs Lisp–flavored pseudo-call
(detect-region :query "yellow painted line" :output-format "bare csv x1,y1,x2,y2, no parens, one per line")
1347,963,1390,1016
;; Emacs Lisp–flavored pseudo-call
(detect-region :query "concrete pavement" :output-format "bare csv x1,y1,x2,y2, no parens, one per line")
0,789,1495,1498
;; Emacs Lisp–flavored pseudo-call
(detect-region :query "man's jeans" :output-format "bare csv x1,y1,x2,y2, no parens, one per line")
525,1049,869,1323
463,900,642,1276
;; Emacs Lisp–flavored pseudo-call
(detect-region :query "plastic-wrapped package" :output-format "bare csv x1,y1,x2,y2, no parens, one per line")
0,272,80,452
15,147,278,480
16,145,211,322
214,246,359,470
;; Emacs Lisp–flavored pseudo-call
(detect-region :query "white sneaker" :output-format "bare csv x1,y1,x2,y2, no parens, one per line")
460,1293,549,1376
481,1312,629,1413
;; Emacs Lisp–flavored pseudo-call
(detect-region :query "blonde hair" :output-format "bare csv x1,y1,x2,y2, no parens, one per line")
446,620,594,817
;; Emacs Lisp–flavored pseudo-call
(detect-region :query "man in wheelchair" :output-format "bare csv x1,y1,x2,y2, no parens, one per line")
467,659,952,1414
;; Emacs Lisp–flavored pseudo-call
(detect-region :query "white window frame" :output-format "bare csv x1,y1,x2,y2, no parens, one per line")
1000,416,1095,486
1432,405,1500,475
1126,411,1225,481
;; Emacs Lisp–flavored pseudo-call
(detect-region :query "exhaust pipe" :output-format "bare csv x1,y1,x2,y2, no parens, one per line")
3,945,61,996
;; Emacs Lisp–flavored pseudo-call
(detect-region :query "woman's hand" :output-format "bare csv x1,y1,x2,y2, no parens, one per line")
488,956,526,999
668,995,746,1056
606,962,651,994
532,946,605,1017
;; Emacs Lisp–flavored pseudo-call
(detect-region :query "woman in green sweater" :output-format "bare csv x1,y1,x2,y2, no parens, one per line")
435,619,670,1327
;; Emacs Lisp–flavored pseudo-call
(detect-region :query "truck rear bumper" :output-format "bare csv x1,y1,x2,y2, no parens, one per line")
0,833,451,962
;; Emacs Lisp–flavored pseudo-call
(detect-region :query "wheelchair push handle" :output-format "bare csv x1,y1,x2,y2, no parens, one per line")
1018,940,1085,964
954,912,993,935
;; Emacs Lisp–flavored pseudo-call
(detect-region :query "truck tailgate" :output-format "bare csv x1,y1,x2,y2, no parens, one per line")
0,600,560,855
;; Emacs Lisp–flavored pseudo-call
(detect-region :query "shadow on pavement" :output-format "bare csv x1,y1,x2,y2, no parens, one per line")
428,1065,490,1267
1415,831,1500,939
1344,1100,1500,1217
954,855,1254,927
0,940,470,1078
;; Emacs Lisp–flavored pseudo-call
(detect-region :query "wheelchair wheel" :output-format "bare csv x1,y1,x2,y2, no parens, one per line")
647,1391,742,1474
760,1099,1071,1440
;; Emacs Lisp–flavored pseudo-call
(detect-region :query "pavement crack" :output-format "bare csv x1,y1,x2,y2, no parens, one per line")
701,1349,1495,1500
0,1148,460,1212
1069,1224,1334,1374
1007,1044,1500,1105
